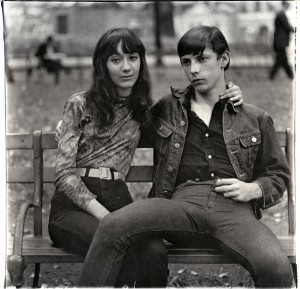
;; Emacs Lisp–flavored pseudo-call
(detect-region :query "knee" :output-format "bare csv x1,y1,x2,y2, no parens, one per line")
252,255,293,287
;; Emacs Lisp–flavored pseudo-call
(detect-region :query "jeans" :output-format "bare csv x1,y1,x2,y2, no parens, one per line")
49,177,169,287
270,47,294,80
79,180,293,288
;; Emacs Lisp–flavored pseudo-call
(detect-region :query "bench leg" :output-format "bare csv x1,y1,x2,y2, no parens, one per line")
292,263,297,287
32,263,40,288
7,254,27,287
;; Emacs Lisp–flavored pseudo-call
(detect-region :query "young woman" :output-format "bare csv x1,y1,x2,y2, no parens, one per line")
49,27,244,287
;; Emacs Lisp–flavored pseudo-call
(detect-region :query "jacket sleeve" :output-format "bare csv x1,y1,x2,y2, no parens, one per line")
55,99,97,210
252,114,290,210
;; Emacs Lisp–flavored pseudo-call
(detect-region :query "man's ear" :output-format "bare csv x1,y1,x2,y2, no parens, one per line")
220,51,230,68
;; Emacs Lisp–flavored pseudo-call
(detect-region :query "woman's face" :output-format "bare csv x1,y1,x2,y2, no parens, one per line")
106,41,141,97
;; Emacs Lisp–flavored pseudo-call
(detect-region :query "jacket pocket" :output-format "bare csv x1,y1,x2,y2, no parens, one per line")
154,121,173,138
239,132,261,167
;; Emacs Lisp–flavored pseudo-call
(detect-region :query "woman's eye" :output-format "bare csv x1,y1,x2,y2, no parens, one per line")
111,58,120,63
129,54,139,61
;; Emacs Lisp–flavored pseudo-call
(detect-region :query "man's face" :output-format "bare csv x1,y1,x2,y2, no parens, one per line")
180,48,225,94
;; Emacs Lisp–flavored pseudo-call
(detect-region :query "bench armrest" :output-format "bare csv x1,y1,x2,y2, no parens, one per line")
12,200,37,255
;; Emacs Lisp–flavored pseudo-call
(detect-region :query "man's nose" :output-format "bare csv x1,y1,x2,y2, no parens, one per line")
191,60,200,74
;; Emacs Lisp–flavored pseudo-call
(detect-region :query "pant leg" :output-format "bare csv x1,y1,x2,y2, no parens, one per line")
116,237,169,288
206,193,293,288
78,197,204,287
49,178,169,288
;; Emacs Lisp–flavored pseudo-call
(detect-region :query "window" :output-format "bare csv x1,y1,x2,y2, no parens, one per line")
57,15,68,34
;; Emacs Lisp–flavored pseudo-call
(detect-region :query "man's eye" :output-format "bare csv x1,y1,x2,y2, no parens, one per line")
181,60,190,66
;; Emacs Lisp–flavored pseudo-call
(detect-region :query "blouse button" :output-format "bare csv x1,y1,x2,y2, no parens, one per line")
180,121,186,126
167,166,173,172
208,154,212,159
205,132,209,137
174,143,180,149
210,172,215,178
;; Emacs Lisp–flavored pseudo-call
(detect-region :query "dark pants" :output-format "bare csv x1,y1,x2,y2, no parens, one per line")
270,47,294,80
79,180,293,288
49,177,169,287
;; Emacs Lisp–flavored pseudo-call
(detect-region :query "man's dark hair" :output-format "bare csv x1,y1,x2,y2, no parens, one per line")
177,25,230,71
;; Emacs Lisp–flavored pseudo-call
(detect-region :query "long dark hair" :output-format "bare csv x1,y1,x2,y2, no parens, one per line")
86,27,153,127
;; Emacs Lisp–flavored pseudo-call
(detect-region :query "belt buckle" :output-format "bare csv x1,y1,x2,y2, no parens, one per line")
99,167,111,179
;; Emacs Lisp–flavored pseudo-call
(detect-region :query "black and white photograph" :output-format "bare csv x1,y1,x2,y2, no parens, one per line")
2,1,297,287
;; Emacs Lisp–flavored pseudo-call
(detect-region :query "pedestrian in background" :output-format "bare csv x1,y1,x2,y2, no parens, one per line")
269,1,295,80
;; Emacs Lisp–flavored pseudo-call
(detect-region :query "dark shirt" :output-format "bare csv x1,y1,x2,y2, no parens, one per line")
175,100,236,187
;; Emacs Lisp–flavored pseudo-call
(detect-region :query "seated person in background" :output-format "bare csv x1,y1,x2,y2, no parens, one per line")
35,35,69,83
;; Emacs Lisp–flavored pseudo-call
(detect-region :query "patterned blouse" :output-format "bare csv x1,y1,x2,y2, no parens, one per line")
55,92,140,210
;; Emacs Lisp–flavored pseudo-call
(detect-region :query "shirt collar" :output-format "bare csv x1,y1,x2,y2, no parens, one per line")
170,85,238,114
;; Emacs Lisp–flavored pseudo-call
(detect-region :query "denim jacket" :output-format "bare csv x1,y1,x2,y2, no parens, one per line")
143,86,290,219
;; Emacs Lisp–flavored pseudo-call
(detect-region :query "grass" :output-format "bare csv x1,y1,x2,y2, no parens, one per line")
6,64,294,287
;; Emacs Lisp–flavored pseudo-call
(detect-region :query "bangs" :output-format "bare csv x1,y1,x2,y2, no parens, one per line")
105,29,145,56
178,34,211,58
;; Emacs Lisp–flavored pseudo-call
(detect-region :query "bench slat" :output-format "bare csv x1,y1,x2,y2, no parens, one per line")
6,134,33,149
7,236,295,264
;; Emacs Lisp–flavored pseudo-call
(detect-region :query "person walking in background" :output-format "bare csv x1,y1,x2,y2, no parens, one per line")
269,1,295,80
52,27,244,287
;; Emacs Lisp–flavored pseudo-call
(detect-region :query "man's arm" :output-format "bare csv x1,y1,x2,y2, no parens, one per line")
214,115,290,209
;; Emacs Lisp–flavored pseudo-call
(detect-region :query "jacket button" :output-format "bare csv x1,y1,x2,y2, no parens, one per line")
251,136,257,143
174,143,180,148
167,166,173,172
210,173,215,178
195,177,200,182
162,190,170,197
158,125,163,131
180,121,186,126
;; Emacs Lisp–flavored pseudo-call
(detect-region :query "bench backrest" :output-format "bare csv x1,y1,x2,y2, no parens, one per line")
6,130,295,236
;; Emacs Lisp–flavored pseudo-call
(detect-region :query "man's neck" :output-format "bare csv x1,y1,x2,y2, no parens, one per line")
193,81,226,108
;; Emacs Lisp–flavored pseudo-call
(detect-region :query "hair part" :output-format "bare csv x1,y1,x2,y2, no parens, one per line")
87,27,153,127
177,25,230,71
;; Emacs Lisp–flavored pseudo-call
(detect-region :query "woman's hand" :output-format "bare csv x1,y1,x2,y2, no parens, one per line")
55,120,63,142
219,82,243,106
213,178,262,202
86,199,110,221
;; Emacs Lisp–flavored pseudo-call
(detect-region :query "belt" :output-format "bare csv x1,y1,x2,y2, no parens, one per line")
76,167,125,181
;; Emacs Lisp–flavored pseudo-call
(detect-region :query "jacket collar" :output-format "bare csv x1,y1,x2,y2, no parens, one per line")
170,85,238,114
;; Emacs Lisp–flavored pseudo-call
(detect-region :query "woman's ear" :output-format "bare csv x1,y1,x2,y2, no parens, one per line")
220,50,230,68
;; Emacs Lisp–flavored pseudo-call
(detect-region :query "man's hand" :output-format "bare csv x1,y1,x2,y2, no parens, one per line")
213,178,262,202
55,120,63,142
219,82,243,106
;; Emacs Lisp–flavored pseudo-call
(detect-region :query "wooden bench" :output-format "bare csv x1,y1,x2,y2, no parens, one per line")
6,130,296,287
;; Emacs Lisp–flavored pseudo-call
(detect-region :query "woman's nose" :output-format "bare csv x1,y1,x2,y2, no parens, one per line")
122,58,131,71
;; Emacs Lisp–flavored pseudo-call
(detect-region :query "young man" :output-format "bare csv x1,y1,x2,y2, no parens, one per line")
79,25,293,288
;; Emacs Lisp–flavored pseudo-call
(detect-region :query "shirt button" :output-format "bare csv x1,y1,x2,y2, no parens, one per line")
205,132,209,137
208,154,212,159
174,143,180,149
251,136,257,143
195,177,200,182
180,121,186,126
167,166,173,172
210,173,215,178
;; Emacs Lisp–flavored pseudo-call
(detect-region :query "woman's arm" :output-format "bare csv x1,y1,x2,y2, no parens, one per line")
55,98,107,218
